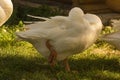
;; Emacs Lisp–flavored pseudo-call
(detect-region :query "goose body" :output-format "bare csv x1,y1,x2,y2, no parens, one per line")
0,0,13,26
101,31,120,50
101,20,120,51
16,7,103,61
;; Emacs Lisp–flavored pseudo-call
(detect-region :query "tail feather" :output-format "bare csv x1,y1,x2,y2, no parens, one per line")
27,14,50,21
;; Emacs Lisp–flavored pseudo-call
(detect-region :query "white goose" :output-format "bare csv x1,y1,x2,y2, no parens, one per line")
0,0,13,26
16,7,103,71
101,31,120,50
101,20,120,51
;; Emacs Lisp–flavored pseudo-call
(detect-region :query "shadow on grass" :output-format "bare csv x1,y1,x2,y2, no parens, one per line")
70,57,120,72
0,55,51,80
69,57,120,80
0,55,120,80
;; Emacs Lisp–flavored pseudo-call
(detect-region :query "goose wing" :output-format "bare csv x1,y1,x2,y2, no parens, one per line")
16,16,69,40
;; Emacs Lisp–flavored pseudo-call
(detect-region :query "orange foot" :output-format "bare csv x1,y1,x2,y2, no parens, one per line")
64,58,70,71
46,40,57,66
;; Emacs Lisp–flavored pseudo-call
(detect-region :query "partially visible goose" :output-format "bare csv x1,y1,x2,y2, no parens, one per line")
0,0,13,26
101,20,120,51
101,31,120,50
16,7,103,71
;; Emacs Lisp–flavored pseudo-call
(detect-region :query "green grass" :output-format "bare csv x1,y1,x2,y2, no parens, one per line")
0,25,120,80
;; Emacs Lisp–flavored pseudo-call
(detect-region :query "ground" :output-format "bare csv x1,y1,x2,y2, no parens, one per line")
0,26,120,80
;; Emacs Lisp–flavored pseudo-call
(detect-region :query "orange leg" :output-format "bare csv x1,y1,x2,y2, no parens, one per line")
64,58,70,71
46,40,57,66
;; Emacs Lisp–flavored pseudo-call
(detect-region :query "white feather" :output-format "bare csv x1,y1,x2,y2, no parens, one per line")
27,14,50,21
